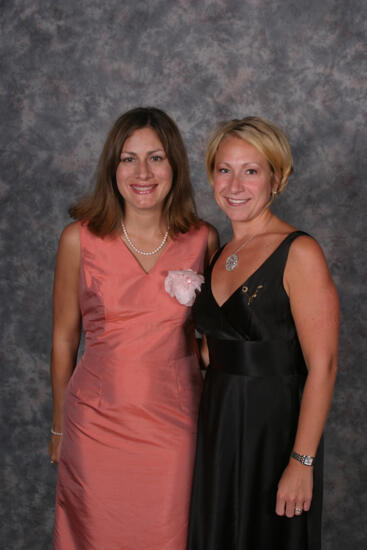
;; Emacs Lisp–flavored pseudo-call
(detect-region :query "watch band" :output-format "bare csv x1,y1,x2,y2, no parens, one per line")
291,451,315,466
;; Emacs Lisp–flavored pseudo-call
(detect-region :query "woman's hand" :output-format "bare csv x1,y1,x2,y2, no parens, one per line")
48,434,63,465
275,459,313,517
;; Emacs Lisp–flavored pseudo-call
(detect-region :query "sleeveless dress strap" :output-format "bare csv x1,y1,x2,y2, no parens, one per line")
274,230,311,278
207,246,225,275
280,230,310,245
208,231,309,274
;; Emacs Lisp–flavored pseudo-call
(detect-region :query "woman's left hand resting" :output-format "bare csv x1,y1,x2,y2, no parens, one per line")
276,460,313,517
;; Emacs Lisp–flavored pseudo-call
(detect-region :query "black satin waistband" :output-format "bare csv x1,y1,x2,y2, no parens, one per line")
207,337,307,376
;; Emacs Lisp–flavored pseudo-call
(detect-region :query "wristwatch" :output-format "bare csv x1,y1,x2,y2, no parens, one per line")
291,451,315,466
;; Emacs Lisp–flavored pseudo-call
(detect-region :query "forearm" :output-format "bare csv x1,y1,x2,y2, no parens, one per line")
50,338,80,430
292,359,337,458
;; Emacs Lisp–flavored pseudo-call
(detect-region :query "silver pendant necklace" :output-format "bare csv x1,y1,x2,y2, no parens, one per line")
225,217,272,272
121,222,169,256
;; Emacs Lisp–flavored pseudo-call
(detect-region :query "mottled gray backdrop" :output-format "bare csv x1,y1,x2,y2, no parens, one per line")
1,0,366,548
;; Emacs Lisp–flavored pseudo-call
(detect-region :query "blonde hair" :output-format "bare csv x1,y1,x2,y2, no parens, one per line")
206,116,293,195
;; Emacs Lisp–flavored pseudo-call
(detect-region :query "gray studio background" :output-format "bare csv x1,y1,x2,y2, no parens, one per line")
1,0,366,548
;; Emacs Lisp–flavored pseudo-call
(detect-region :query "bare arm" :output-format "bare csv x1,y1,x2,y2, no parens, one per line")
276,236,339,517
199,334,210,367
48,222,82,463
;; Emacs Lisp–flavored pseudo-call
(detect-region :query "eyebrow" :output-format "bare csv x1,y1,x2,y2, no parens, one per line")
121,149,165,155
216,160,260,166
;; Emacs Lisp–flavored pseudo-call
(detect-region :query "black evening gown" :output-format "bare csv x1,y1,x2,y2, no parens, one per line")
187,231,323,550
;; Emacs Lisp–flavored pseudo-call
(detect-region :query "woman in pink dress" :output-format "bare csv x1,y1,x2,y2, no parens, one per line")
48,107,218,550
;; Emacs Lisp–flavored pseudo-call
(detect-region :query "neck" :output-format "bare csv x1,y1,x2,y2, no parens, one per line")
231,209,273,243
123,207,167,237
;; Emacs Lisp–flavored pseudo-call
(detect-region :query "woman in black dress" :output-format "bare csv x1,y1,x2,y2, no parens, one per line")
188,117,339,550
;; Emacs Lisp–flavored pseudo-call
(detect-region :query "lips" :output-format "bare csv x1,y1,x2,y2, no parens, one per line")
225,197,250,207
130,184,158,195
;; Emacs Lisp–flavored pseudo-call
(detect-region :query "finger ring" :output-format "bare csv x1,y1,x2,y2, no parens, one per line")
295,507,303,515
50,460,55,464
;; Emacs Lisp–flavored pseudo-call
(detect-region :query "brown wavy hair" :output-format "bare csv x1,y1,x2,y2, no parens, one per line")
69,107,200,237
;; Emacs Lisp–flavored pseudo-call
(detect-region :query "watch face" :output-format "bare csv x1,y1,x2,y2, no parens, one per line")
304,456,313,466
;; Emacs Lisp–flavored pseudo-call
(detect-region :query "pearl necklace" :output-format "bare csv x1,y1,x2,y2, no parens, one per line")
121,222,169,256
225,217,272,272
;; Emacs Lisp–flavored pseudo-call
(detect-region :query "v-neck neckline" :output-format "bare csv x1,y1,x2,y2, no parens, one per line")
118,235,173,275
210,232,298,309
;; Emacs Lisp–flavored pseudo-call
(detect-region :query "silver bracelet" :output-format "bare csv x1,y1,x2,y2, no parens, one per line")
51,428,63,436
291,451,315,466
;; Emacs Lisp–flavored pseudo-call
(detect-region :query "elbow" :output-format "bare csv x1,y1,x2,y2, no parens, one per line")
305,354,338,383
51,333,81,361
329,357,338,382
326,351,338,378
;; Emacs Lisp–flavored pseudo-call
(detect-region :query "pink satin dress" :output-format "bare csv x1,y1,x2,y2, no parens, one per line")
53,222,208,550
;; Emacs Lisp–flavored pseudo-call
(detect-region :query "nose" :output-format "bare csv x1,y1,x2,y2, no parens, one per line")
228,173,243,194
136,160,152,180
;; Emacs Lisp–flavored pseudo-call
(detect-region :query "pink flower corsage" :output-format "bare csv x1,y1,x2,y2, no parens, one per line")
164,269,205,307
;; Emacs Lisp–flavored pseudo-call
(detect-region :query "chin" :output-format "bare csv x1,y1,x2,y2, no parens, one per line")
131,198,166,212
220,207,250,222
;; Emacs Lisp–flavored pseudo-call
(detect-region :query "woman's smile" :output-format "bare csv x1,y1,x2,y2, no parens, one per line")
130,183,158,194
224,196,250,207
116,126,173,213
213,136,274,223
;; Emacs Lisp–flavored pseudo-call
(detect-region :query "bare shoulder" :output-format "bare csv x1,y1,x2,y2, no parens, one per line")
285,234,335,289
59,221,80,248
53,222,81,320
289,235,327,269
56,222,81,269
285,233,339,355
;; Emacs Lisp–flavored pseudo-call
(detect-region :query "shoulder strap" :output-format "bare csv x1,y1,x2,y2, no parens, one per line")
279,229,310,248
286,229,309,239
275,230,312,278
207,245,225,275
